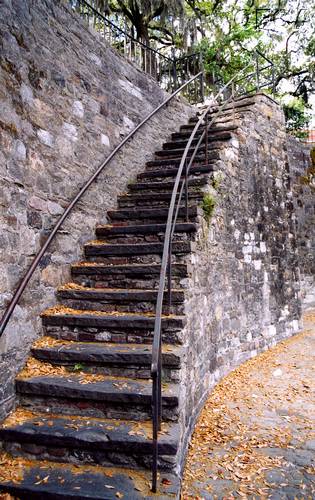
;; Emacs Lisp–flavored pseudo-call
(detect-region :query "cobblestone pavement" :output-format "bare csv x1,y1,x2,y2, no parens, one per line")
182,310,315,499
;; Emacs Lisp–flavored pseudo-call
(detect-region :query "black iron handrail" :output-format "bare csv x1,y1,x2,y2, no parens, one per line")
0,72,203,338
149,59,270,492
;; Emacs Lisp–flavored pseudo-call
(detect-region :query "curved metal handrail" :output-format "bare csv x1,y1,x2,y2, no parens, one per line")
150,62,254,492
0,72,202,338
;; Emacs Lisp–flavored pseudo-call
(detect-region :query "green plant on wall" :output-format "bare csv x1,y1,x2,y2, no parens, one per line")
211,173,223,191
202,193,216,224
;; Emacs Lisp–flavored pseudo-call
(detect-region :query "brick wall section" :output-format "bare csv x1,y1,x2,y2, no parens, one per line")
0,0,193,418
286,136,314,303
176,95,302,470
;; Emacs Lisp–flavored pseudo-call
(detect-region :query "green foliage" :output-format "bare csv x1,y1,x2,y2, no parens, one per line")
202,193,216,223
282,96,311,138
211,173,223,190
73,363,85,371
94,0,314,125
96,0,184,44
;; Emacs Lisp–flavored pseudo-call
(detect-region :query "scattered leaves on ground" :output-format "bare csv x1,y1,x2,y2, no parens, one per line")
181,311,315,498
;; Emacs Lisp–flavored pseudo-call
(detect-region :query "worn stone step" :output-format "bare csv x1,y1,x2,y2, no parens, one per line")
0,411,179,467
189,97,255,121
32,340,182,381
71,262,187,280
57,285,185,305
57,285,185,315
71,262,188,290
146,156,220,170
41,308,184,345
0,456,180,499
154,146,220,159
95,222,197,238
128,176,208,192
163,131,232,150
172,123,238,140
107,206,199,222
83,242,192,266
41,308,185,331
118,191,203,208
32,340,182,369
144,162,220,176
16,375,179,421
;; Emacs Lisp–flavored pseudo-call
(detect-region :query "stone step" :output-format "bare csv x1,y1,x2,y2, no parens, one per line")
95,222,197,238
83,242,192,266
41,307,185,331
118,191,203,208
145,163,220,180
163,131,232,150
57,285,185,315
172,123,238,140
154,147,220,159
128,176,208,192
107,206,199,222
189,96,255,120
32,340,182,381
41,308,185,345
32,340,182,370
57,285,185,305
146,156,215,170
71,262,187,280
0,411,179,469
179,123,238,135
16,375,179,421
71,262,188,290
0,456,180,499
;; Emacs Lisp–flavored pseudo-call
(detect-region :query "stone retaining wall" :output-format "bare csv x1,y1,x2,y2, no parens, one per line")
177,95,302,470
0,0,193,418
287,136,314,306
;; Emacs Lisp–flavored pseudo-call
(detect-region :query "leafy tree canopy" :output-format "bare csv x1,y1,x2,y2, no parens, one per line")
94,0,315,134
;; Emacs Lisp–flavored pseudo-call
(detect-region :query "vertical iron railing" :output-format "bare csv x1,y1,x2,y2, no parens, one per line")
68,0,203,103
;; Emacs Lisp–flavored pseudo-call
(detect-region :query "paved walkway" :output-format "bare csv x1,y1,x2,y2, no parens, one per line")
182,310,315,499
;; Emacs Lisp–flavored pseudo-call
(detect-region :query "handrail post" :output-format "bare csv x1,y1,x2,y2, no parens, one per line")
255,52,260,92
172,47,177,90
185,158,189,222
205,112,209,166
167,240,172,312
272,65,276,98
152,373,158,492
199,52,205,103
232,81,235,126
158,345,162,431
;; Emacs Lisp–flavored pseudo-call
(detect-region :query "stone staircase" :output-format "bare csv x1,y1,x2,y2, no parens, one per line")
0,97,254,499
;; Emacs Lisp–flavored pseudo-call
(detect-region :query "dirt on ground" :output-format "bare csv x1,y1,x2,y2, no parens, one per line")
181,310,315,499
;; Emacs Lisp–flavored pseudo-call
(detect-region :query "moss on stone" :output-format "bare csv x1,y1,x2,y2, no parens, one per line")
202,193,216,223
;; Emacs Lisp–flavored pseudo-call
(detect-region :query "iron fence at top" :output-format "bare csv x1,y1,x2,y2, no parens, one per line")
69,0,204,103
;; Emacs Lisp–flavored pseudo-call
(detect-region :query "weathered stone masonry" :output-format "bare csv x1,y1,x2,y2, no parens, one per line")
0,0,193,418
0,0,311,478
287,136,314,305
177,95,302,469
